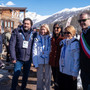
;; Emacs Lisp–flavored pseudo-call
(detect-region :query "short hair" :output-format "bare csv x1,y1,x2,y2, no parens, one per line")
80,12,90,18
39,24,50,35
23,18,33,26
33,27,37,29
64,25,76,37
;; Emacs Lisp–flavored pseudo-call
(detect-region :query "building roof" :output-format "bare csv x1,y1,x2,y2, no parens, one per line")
0,7,27,11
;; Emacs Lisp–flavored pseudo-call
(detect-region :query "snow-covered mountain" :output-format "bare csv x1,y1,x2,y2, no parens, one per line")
33,5,90,27
20,12,50,24
20,5,90,27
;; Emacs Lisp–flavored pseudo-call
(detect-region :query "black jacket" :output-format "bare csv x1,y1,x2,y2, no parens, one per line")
10,26,36,62
80,28,90,72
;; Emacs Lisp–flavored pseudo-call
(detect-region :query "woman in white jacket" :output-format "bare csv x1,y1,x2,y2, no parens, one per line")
32,24,51,90
59,25,80,90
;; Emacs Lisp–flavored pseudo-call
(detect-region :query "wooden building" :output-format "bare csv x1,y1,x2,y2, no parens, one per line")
0,7,27,33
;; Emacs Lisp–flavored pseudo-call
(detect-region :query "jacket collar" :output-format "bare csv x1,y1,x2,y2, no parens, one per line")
82,26,90,34
40,35,50,38
62,38,75,45
17,25,33,34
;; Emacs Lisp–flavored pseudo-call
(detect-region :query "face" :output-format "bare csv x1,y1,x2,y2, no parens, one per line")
54,24,61,35
64,30,72,39
40,26,48,36
33,29,37,32
78,14,90,30
23,20,31,30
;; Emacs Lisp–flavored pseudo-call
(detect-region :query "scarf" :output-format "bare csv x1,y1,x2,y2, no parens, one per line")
80,33,90,58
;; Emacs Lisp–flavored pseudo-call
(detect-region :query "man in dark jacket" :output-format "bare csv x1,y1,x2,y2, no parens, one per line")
78,12,90,90
10,18,35,90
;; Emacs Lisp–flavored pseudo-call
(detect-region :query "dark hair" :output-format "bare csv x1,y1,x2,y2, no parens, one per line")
33,27,37,29
23,18,33,26
53,22,63,37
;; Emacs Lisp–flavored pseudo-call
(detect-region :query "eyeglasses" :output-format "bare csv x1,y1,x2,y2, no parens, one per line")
78,18,90,23
64,32,71,34
54,27,60,30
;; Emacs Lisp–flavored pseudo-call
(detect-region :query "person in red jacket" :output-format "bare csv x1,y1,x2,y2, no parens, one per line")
49,22,64,90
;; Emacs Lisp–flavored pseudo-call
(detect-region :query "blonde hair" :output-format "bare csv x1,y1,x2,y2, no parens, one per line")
64,25,76,37
39,24,50,35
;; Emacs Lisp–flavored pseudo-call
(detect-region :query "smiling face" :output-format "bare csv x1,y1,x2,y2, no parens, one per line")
23,20,31,30
79,13,90,30
64,25,76,39
64,30,72,39
53,24,61,36
40,26,48,36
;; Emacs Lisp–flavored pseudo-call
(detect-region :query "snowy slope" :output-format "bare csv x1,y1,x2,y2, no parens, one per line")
33,5,90,27
20,12,50,24
20,5,90,27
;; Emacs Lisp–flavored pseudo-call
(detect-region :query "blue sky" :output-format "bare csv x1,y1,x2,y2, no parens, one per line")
0,0,90,15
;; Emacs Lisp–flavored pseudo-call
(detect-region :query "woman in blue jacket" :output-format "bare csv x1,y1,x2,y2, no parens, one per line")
33,24,51,90
59,25,80,90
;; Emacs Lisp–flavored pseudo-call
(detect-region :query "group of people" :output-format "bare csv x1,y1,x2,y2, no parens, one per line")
9,12,90,90
0,26,11,68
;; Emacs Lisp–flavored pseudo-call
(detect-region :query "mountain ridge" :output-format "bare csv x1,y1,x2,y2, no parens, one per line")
20,5,90,28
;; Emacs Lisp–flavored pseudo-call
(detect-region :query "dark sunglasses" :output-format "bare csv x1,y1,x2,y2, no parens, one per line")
54,27,60,29
64,32,71,34
78,18,90,23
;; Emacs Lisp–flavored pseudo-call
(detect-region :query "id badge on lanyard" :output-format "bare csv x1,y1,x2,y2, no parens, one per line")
22,40,29,48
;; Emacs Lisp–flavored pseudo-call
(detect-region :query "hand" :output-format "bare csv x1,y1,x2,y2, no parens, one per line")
12,60,16,64
73,76,77,81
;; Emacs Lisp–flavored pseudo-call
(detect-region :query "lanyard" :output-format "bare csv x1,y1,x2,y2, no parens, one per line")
21,32,32,41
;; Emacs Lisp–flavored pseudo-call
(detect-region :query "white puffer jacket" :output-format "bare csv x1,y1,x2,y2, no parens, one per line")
59,38,80,77
32,34,51,68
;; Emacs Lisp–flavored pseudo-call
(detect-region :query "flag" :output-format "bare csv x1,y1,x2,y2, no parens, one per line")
65,16,73,27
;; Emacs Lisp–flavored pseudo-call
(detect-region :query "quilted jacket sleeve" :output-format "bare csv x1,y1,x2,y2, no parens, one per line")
9,29,17,61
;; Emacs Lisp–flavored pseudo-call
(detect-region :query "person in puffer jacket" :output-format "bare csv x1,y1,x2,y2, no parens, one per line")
32,24,51,90
10,18,35,90
59,25,80,90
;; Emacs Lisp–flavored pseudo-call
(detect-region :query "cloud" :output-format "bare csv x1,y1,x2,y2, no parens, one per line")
0,3,6,7
6,1,15,6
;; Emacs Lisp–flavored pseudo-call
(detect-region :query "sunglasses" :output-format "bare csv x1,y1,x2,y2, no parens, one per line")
78,18,90,23
54,27,60,29
64,32,71,34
